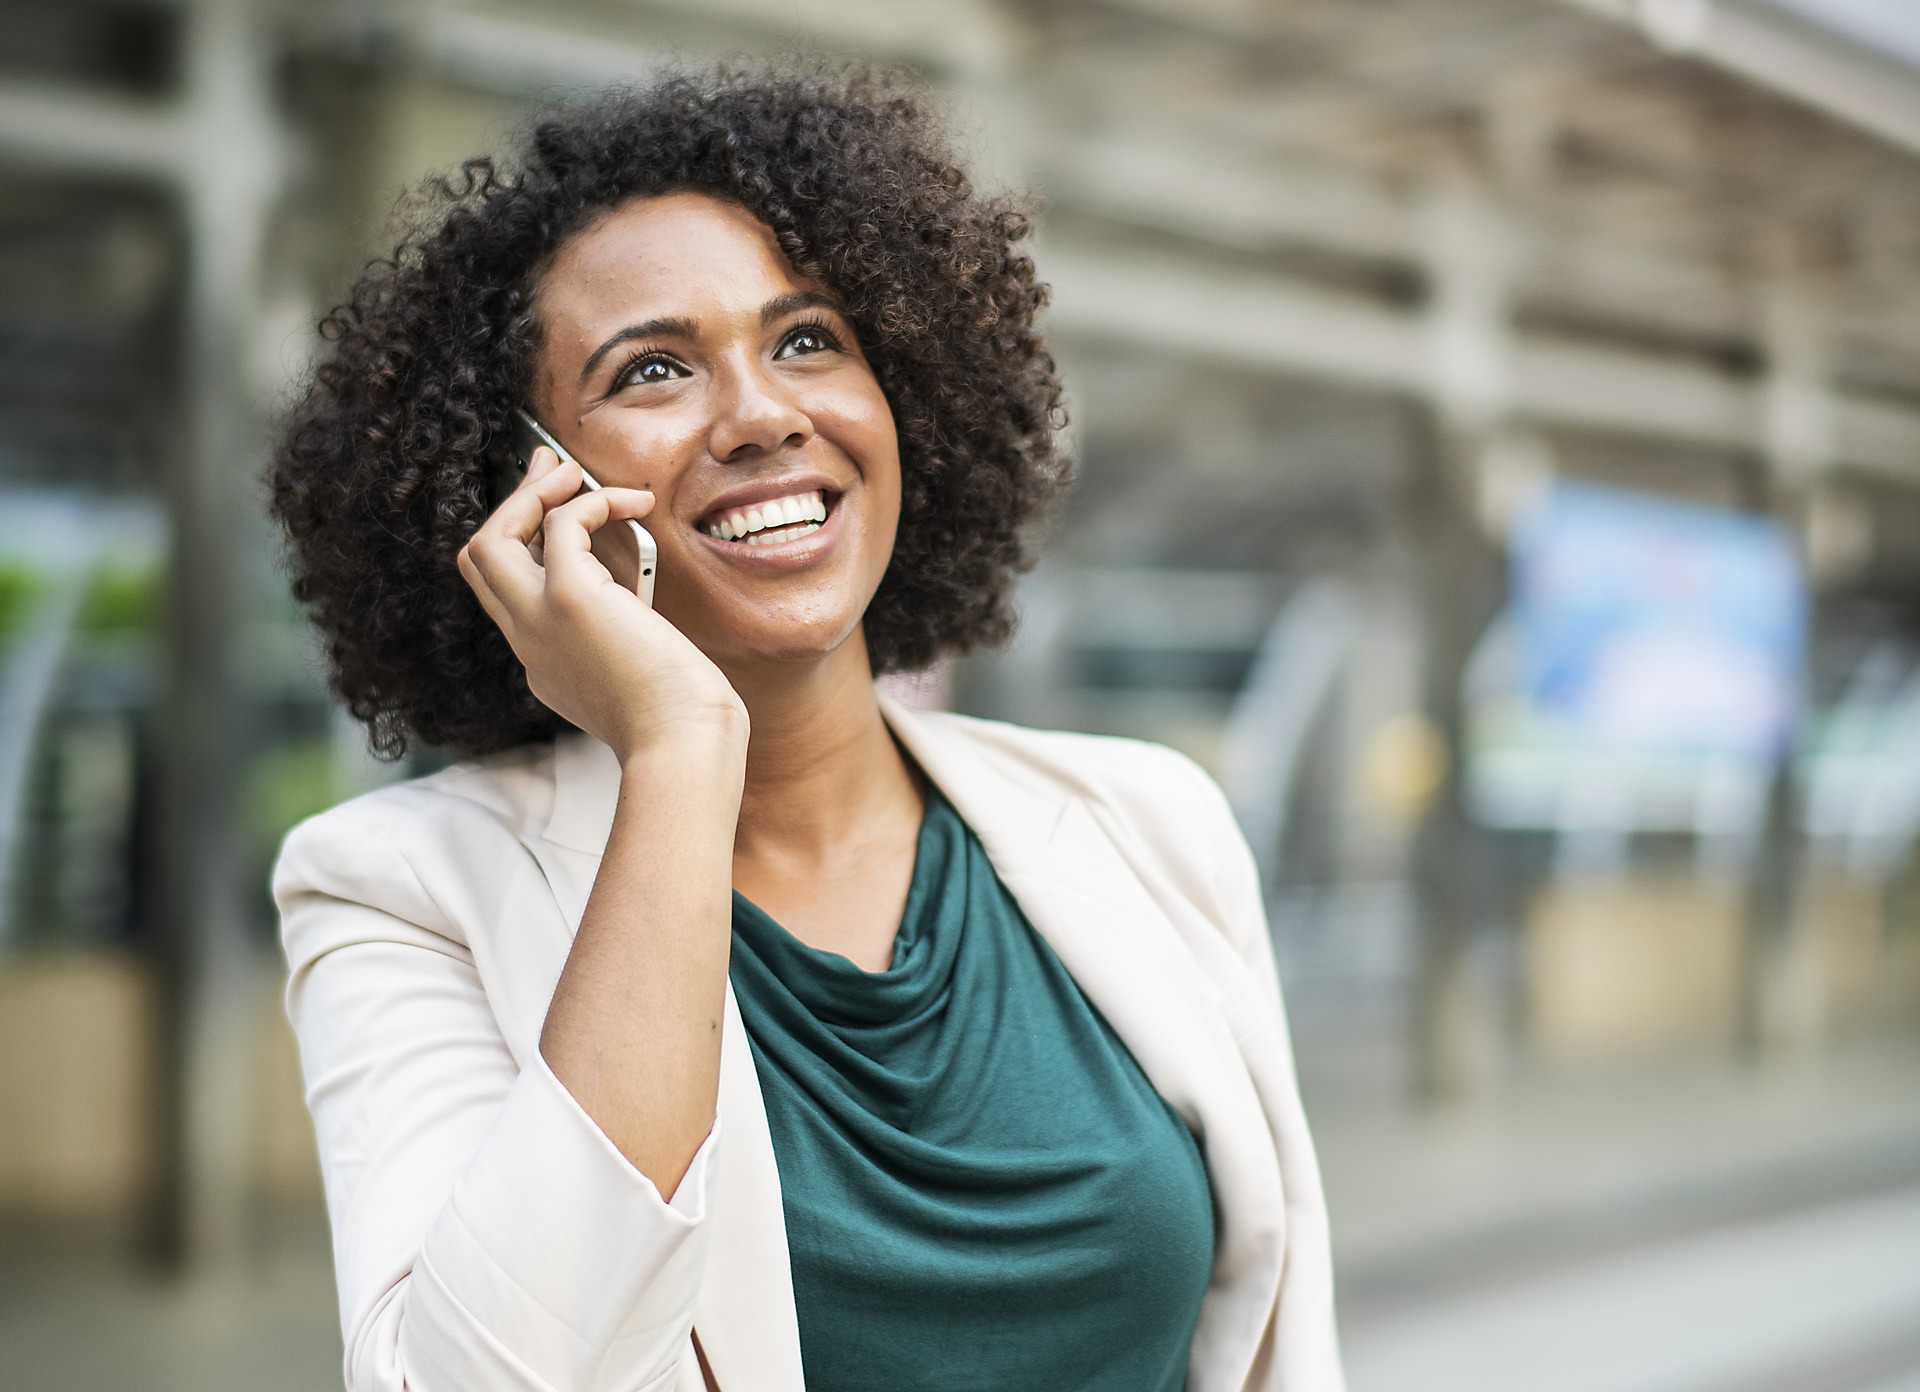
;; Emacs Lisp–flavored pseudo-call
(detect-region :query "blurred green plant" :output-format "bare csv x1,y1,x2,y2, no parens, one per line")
78,561,164,633
244,739,341,854
0,564,43,635
0,559,165,639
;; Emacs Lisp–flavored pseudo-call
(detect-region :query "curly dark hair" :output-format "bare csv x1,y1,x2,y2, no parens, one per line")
263,55,1072,761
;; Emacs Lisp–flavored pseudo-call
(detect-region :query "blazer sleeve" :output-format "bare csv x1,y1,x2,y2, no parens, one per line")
272,801,720,1392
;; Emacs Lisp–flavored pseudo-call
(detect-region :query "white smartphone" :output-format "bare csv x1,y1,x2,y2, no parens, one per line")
509,408,657,607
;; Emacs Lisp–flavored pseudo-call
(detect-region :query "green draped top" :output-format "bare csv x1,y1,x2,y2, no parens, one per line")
727,774,1216,1391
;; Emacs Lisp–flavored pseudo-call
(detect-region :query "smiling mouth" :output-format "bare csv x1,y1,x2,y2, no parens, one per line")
697,489,840,546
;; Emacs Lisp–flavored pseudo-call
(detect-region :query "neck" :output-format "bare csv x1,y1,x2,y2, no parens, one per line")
721,635,923,870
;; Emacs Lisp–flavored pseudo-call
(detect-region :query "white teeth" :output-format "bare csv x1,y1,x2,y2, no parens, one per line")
701,489,831,541
745,521,822,546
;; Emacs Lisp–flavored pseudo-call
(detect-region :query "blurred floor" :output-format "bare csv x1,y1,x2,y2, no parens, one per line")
2,1030,1916,1391
1345,1181,1920,1392
0,1208,340,1392
1321,1027,1920,1392
1320,1028,1920,1287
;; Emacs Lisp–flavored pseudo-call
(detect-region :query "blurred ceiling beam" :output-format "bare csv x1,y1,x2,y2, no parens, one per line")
304,0,1032,94
1045,242,1423,390
0,80,184,179
408,7,668,95
629,0,1033,73
1044,241,1920,481
1037,131,1754,344
1036,135,1417,261
1550,0,1920,156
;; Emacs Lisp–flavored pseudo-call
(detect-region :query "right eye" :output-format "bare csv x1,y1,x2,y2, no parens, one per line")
615,352,688,389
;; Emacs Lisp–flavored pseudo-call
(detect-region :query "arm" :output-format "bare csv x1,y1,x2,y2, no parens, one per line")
275,730,741,1392
540,721,747,1202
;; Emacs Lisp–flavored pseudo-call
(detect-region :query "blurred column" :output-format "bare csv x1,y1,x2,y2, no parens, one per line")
1741,230,1834,1057
145,0,285,1269
1405,158,1513,1102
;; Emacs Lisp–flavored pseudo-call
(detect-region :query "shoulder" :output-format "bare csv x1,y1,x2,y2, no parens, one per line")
910,703,1210,783
916,705,1239,877
919,706,1269,973
269,740,559,938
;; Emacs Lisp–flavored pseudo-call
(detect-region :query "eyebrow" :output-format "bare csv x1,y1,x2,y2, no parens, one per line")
576,315,697,388
576,290,846,389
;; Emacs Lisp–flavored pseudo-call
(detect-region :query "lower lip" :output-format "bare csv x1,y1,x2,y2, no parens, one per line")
692,495,846,574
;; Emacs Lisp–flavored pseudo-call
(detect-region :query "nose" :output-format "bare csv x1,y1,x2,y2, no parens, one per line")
708,354,813,463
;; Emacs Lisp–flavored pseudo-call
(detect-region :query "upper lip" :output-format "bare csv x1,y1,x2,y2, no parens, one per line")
695,473,843,527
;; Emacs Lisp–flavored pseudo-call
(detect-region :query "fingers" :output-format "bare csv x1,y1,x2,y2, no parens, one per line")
456,540,514,638
501,448,582,546
463,448,579,604
543,487,656,578
461,440,654,620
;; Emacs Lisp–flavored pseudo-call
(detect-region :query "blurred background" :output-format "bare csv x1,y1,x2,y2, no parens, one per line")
5,0,1920,1388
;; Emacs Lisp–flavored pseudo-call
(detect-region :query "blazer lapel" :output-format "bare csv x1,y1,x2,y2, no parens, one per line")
878,692,1285,1390
692,980,803,1390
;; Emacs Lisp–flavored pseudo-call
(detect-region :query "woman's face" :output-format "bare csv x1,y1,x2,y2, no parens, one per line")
528,191,900,675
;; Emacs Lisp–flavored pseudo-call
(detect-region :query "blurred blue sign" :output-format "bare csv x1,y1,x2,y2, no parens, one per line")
1511,481,1806,759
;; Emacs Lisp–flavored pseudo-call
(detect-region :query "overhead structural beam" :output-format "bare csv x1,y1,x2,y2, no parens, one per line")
1037,133,1752,342
0,80,185,179
1550,0,1920,157
1042,238,1425,392
334,0,1026,95
406,7,667,95
632,0,1031,74
1042,242,1920,480
1037,136,1418,262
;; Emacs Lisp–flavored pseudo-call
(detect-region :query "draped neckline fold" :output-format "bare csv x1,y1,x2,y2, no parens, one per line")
725,766,1216,1392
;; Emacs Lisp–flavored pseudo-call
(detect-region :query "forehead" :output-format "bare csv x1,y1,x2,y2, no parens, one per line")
534,191,807,340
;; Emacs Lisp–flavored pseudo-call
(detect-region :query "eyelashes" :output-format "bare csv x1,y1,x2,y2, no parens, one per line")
608,315,848,391
608,349,682,389
778,315,847,357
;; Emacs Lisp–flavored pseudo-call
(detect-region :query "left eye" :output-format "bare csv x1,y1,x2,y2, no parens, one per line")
778,327,835,358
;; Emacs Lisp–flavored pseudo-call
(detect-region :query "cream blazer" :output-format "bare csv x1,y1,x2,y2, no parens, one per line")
272,687,1347,1391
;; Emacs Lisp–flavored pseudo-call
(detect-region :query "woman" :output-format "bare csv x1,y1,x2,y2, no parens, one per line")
265,57,1344,1392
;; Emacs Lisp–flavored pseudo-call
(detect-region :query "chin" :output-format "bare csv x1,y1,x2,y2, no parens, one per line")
713,614,866,669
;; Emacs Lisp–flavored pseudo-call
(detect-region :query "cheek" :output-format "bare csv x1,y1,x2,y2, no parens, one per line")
595,414,706,493
809,360,892,429
857,379,898,451
824,381,900,480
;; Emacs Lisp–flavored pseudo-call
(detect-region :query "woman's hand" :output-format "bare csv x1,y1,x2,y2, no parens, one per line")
457,445,748,760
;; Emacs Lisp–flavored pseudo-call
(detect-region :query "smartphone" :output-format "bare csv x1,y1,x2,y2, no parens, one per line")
508,409,657,607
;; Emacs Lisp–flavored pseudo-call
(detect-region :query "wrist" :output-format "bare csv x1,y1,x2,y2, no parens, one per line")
616,710,749,776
